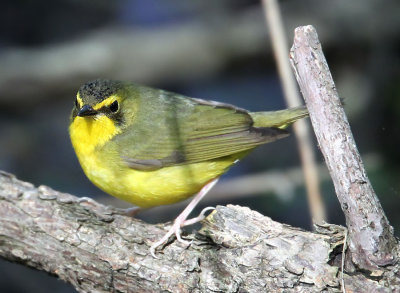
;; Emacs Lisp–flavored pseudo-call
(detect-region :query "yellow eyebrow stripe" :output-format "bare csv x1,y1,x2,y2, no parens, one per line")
76,93,83,108
93,96,120,110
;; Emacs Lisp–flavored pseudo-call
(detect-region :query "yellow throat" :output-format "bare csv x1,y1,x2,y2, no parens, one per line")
70,114,120,156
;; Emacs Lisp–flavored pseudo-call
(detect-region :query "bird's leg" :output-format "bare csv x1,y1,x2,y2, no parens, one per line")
112,206,145,217
182,206,215,226
77,196,97,205
150,178,219,258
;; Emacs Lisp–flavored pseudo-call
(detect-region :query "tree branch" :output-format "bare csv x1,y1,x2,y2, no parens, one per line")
1,170,395,292
289,25,398,272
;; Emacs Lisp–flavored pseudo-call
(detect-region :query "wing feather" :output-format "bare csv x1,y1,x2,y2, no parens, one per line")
115,91,288,170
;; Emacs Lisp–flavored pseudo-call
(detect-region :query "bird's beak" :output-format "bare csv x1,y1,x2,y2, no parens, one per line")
77,105,97,117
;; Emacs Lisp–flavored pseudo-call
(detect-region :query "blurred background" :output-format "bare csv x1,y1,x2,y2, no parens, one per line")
0,0,399,291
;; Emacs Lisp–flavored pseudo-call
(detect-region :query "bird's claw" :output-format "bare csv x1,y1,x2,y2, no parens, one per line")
149,207,215,258
150,221,192,258
111,206,143,217
77,197,99,207
183,206,215,226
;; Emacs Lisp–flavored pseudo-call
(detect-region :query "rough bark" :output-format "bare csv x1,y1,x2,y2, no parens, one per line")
289,25,398,272
1,171,398,292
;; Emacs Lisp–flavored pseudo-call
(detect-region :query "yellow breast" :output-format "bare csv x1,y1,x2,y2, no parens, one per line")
69,115,236,208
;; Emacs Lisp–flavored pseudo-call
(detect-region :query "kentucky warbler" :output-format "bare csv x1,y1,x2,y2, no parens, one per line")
69,79,308,256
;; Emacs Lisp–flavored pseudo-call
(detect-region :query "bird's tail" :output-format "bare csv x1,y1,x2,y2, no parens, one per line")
250,105,308,129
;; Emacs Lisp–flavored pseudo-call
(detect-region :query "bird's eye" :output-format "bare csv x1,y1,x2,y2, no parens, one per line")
75,99,79,108
109,100,119,113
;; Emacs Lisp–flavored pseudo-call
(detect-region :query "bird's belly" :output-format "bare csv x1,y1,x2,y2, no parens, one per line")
79,152,237,208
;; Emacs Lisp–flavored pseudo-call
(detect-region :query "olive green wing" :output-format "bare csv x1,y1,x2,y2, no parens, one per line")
116,95,288,171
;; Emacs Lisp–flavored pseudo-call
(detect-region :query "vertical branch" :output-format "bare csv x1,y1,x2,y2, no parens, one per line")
262,0,326,224
289,25,398,271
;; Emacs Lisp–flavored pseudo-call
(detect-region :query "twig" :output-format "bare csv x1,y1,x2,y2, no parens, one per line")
262,0,326,224
289,25,398,271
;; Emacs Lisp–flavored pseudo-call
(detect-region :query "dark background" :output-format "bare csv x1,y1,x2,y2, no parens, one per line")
0,0,399,292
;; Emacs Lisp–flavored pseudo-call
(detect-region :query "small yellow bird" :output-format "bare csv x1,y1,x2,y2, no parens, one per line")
69,79,308,256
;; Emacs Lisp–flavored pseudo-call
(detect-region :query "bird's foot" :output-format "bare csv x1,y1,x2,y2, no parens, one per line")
150,213,192,258
182,206,215,226
149,179,219,258
77,196,97,206
149,207,216,258
111,206,143,217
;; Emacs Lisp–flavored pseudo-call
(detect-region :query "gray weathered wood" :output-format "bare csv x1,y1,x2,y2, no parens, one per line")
289,25,398,272
1,170,396,292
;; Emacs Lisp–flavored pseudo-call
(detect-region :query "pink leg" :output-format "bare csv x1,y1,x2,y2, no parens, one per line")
182,206,215,226
150,178,219,258
77,196,97,205
112,206,145,217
